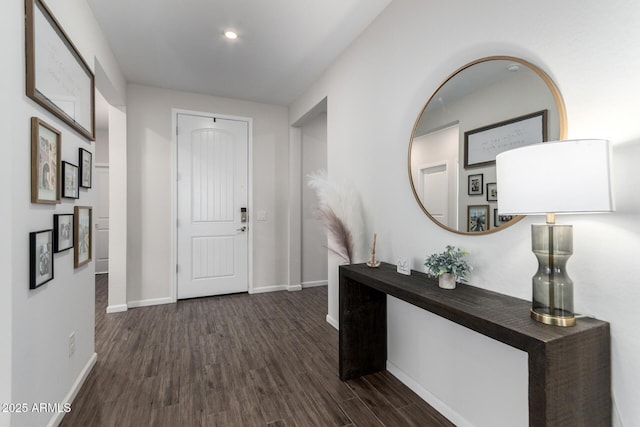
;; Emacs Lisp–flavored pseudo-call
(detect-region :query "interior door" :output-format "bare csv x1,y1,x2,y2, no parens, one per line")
95,165,109,274
177,113,249,299
420,162,449,226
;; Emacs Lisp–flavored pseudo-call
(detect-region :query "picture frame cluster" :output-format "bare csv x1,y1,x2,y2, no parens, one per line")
26,0,96,290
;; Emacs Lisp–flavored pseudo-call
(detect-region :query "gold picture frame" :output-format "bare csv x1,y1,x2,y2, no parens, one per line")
31,117,61,204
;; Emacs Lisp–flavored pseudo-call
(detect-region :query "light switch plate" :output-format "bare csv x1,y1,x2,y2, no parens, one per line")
396,257,411,275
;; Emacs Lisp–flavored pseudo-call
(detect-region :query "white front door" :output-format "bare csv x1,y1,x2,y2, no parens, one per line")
95,165,109,274
177,113,249,299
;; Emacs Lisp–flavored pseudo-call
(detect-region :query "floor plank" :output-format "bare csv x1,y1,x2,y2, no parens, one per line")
61,275,454,426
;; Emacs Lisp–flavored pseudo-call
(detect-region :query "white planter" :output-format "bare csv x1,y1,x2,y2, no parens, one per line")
438,273,456,289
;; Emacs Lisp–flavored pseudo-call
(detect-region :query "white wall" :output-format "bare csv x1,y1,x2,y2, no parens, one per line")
301,113,328,285
94,129,109,164
290,0,640,425
1,0,126,425
126,84,290,302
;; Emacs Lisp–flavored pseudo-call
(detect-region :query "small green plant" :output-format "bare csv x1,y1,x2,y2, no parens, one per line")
424,245,471,280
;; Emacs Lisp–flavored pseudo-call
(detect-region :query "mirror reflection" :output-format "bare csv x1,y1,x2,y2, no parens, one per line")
409,56,566,234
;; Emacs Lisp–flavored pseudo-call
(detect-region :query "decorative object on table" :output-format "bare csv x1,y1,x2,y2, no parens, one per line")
74,206,93,268
493,209,513,227
496,139,614,326
467,205,489,232
31,117,61,204
468,173,483,195
424,245,471,289
486,182,497,201
366,233,381,267
30,229,54,289
396,257,411,276
53,213,74,253
79,148,92,188
464,110,547,169
307,170,363,264
61,161,79,199
25,0,95,141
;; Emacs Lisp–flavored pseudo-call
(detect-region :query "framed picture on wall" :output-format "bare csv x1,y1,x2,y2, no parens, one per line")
486,182,497,201
468,173,483,196
30,229,54,289
54,213,74,252
467,205,489,232
464,110,547,169
25,0,95,140
79,148,92,188
74,206,92,268
31,117,61,204
494,209,514,227
62,161,79,199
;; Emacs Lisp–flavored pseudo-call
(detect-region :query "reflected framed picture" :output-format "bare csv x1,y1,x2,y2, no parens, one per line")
74,206,92,268
468,205,489,232
79,148,92,188
493,209,514,227
62,161,79,199
54,213,74,252
468,173,483,196
31,117,61,204
486,182,497,202
25,0,95,140
30,229,54,289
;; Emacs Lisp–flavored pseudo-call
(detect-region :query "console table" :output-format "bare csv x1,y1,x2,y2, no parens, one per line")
339,262,611,426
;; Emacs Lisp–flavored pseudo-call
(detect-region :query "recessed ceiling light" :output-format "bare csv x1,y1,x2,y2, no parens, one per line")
507,64,520,72
224,30,238,40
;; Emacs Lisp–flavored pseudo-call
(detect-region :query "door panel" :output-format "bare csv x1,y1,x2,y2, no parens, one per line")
95,165,109,274
177,114,248,299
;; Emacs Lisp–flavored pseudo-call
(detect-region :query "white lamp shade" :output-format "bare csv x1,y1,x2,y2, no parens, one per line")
496,139,614,215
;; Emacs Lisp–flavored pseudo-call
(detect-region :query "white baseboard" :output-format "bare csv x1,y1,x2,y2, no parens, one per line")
250,285,288,294
386,361,473,427
287,284,302,292
302,280,327,288
106,304,127,313
127,297,174,308
326,314,339,330
49,352,97,427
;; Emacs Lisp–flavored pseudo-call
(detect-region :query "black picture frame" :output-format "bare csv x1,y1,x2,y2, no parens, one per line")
467,205,489,232
468,174,483,196
74,206,92,268
30,229,54,289
62,161,79,199
79,148,92,188
53,214,74,252
25,0,95,140
493,209,514,227
486,182,497,202
464,110,547,169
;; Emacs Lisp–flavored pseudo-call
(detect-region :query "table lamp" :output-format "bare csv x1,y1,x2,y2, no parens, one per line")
496,139,614,326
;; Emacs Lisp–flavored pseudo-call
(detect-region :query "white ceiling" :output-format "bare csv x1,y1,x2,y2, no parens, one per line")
87,0,392,106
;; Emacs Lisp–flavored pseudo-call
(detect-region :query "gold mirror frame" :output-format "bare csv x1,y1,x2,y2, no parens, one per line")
408,56,567,235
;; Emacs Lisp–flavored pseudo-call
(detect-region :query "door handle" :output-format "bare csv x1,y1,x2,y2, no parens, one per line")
236,226,247,232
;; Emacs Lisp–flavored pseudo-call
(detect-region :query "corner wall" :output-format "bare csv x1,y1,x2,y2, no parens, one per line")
126,84,290,302
290,0,640,425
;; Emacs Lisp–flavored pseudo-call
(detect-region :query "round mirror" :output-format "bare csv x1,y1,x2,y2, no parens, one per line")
409,56,567,235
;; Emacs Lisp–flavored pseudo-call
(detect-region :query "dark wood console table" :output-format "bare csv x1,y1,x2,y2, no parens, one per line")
339,262,611,426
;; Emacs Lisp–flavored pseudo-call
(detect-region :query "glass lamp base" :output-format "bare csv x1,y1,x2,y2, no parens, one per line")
531,224,576,327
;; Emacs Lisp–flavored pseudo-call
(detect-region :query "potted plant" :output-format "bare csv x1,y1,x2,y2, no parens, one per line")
424,245,471,289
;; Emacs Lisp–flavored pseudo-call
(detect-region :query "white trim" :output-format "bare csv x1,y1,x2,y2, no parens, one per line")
287,284,302,292
171,109,254,301
48,352,97,427
386,360,473,427
250,285,288,294
302,280,327,288
127,297,174,308
106,304,127,313
95,163,109,168
326,314,339,330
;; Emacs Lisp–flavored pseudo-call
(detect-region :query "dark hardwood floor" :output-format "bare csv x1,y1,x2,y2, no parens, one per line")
61,275,454,426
